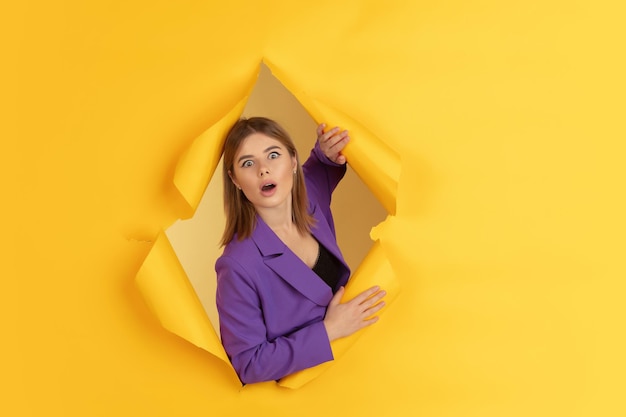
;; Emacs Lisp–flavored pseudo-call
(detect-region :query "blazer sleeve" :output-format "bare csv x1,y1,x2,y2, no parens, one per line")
216,255,334,384
302,140,347,212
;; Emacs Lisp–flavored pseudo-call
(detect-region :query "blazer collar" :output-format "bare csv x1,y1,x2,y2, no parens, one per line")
251,213,333,306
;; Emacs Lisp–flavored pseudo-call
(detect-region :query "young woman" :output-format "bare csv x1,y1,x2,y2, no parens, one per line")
215,117,386,384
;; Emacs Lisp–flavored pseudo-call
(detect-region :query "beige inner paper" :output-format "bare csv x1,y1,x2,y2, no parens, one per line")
136,61,401,388
165,63,387,339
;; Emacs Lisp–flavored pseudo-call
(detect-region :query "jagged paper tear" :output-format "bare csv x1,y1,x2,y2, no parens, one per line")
135,62,402,389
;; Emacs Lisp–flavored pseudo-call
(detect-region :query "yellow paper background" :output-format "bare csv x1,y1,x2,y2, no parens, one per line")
9,0,626,416
156,62,396,388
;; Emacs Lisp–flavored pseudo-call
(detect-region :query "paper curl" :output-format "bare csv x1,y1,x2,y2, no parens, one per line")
278,238,400,388
173,98,249,218
136,231,228,362
136,63,402,388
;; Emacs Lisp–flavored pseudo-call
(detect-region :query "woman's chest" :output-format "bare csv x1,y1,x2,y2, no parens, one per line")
256,275,327,339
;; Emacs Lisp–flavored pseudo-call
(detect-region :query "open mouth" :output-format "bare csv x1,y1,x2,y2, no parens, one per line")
261,183,276,192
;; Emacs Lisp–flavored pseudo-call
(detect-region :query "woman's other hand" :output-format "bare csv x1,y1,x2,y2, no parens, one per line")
317,123,349,165
323,286,386,342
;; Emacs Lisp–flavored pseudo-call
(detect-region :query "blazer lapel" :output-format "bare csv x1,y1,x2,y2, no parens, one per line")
309,205,351,287
251,215,333,306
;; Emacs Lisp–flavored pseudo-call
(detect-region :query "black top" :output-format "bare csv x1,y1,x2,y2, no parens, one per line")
312,243,343,293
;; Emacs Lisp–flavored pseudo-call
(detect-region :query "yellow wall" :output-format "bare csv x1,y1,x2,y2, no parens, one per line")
9,1,626,416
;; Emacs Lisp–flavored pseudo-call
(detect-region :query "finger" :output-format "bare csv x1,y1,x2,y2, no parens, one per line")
363,300,386,317
359,315,380,329
361,290,386,308
316,123,326,137
351,285,381,305
321,127,340,143
325,131,350,152
336,154,346,164
357,289,386,310
326,128,347,141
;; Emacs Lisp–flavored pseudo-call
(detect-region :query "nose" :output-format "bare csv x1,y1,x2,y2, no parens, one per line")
259,166,270,177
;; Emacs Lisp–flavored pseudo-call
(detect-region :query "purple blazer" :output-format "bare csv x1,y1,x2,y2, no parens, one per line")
215,142,350,384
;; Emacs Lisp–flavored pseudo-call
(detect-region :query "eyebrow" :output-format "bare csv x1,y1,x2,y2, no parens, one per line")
237,145,282,163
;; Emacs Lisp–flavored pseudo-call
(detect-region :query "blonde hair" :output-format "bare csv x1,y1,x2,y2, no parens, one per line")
220,117,314,246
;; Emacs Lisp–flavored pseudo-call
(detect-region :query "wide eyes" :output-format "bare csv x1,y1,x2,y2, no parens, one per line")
239,151,281,168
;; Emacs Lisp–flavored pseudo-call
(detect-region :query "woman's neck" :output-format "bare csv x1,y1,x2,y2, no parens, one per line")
256,201,295,236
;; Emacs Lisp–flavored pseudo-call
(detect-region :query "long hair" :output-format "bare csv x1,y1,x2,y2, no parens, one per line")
220,117,314,246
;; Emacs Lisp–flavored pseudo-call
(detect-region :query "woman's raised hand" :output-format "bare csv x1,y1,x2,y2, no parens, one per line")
323,286,386,342
317,123,350,165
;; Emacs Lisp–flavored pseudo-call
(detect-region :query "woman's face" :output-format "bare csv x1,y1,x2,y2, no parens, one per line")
229,132,297,213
